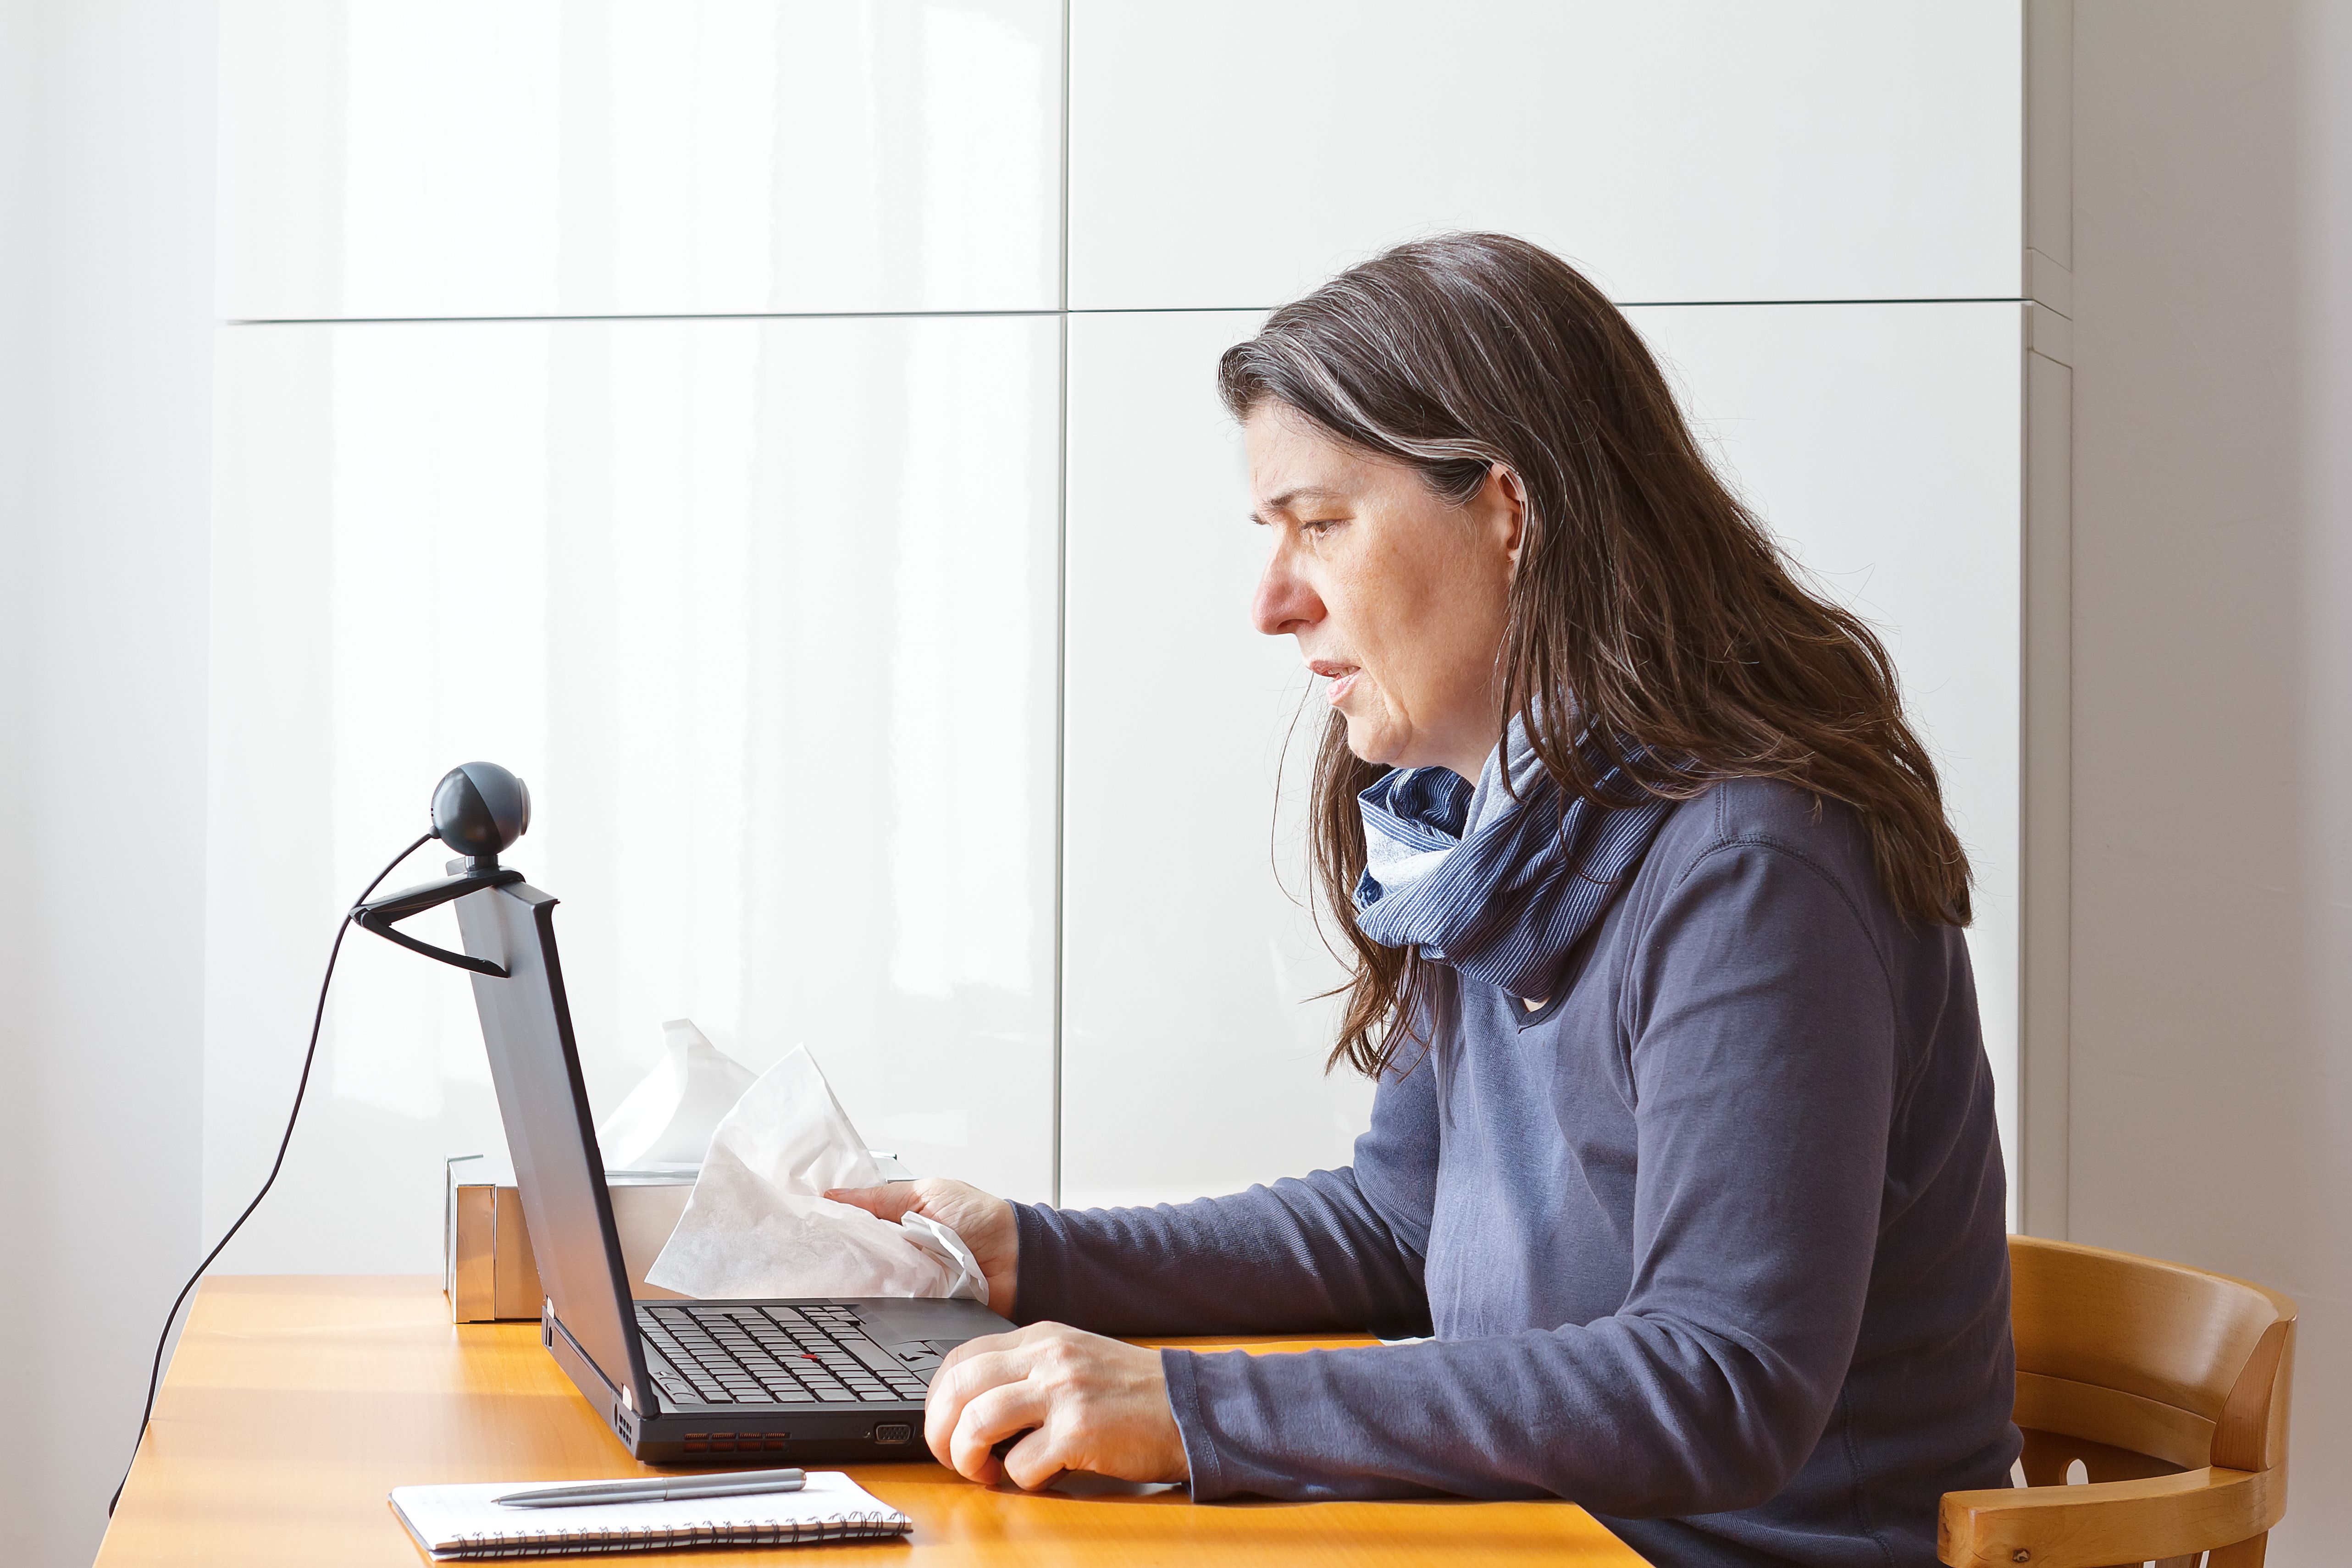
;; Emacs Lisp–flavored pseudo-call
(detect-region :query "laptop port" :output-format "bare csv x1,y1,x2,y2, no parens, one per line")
873,1424,912,1445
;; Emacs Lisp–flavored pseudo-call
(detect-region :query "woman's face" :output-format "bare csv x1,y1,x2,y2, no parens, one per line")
1246,404,1525,780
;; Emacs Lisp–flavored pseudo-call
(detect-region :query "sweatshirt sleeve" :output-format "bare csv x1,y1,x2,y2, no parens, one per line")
1008,1037,1440,1341
1163,839,1900,1514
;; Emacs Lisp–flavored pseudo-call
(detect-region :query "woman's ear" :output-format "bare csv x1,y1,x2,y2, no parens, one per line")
1489,464,1530,570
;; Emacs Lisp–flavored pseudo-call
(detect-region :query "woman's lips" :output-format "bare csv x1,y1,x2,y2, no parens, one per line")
1316,665,1361,706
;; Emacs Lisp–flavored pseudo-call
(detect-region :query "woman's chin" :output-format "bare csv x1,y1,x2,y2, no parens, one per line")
1339,714,1411,770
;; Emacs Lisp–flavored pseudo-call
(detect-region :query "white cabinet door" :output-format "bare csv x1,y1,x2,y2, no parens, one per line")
1625,302,2025,1169
1069,0,2022,310
206,313,1062,1271
1060,302,2022,1208
1060,309,1377,1209
218,0,1062,320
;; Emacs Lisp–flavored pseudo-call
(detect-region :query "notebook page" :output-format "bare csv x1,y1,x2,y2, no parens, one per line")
389,1470,910,1557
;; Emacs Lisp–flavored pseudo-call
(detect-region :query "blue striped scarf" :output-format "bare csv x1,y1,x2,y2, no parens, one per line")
1353,720,1677,999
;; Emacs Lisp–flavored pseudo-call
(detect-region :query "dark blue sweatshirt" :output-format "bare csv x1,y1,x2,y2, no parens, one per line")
1014,779,2018,1566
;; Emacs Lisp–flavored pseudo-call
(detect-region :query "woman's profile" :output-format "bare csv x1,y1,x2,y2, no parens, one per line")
834,231,2018,1568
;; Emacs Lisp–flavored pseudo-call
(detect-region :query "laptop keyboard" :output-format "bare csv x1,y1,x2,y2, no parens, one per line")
635,1303,931,1409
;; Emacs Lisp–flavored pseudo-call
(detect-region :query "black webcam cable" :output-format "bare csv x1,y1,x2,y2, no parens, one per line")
108,829,434,1516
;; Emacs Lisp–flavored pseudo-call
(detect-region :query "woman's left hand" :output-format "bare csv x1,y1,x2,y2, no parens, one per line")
923,1322,1190,1489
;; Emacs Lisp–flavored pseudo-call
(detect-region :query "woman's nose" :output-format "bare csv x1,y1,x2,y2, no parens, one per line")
1252,548,1324,637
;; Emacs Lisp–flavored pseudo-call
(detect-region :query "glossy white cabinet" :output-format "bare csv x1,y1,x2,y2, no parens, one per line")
1069,0,2023,310
205,314,1062,1270
1625,302,2026,1170
1059,309,1378,1209
203,4,2057,1248
1060,303,2025,1207
217,0,1062,320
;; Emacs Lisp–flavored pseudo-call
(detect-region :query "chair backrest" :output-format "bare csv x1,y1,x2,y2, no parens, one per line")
2009,1235,2296,1484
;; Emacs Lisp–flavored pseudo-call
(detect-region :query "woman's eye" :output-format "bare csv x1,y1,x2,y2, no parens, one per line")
1302,519,1345,538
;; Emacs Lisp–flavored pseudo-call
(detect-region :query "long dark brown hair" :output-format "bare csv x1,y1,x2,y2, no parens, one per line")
1219,232,1971,1079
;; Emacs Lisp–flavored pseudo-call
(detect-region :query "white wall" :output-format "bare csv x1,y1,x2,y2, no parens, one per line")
2070,6,2351,1562
2,4,2241,1562
0,3,217,1565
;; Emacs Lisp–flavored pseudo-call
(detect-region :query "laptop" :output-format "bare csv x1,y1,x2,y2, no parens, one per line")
450,871,1016,1464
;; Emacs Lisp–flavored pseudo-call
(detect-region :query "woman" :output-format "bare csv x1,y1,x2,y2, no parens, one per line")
835,232,2017,1567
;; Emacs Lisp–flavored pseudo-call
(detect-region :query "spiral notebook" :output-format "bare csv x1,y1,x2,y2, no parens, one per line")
388,1471,912,1559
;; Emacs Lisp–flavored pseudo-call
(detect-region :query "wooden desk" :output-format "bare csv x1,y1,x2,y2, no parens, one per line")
98,1276,1644,1566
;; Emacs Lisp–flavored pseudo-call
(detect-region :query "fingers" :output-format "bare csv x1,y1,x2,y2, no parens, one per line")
947,1381,1050,1484
923,1334,1025,1469
822,1183,916,1222
926,1335,1058,1476
924,1340,1039,1482
996,1424,1070,1492
920,1324,1186,1490
822,1178,1021,1318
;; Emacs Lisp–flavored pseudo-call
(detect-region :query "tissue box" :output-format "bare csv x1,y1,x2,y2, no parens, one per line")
444,1156,697,1322
443,1151,914,1321
445,1156,539,1322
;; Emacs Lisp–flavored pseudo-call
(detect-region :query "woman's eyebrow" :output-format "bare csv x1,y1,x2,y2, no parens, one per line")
1251,485,1348,523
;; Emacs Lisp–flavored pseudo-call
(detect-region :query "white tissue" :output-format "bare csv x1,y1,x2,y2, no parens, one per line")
644,1047,985,1303
595,1019,758,1172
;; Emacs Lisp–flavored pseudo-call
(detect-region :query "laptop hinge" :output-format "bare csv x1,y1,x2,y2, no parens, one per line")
545,1306,630,1409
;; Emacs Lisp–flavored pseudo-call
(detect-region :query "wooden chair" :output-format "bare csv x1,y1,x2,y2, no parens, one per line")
1939,1236,2296,1568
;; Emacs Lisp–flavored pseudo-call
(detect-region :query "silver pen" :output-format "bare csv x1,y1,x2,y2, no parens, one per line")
493,1468,806,1508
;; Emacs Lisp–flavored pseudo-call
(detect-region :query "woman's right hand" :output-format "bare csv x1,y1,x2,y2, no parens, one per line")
825,1177,1020,1318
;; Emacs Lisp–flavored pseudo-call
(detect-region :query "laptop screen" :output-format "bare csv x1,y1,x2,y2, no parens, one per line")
453,875,653,1414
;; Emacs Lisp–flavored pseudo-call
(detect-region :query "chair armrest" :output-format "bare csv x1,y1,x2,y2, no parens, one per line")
1939,1465,2286,1568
